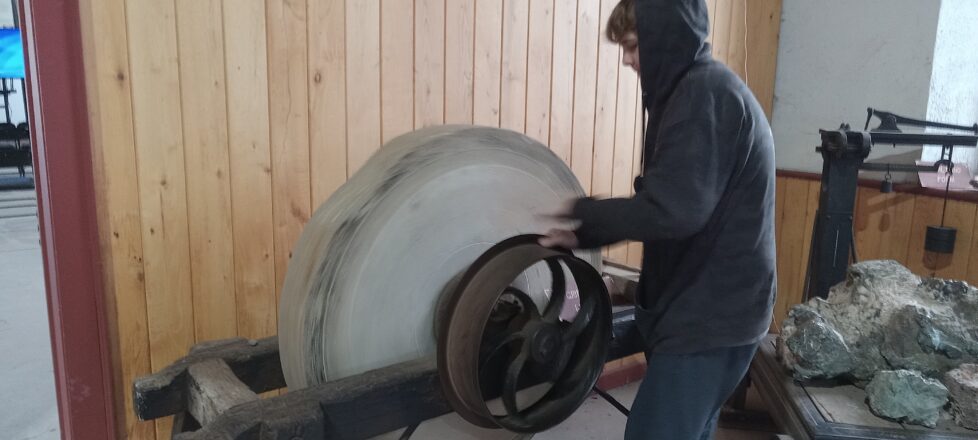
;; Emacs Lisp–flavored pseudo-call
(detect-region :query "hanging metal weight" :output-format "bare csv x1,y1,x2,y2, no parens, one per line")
436,235,612,434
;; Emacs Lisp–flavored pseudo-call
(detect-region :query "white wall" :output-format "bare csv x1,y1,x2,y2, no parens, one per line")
0,1,12,28
923,0,978,171
771,0,942,176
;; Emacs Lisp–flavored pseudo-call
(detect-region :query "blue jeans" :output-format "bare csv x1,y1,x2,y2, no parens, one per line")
624,342,759,440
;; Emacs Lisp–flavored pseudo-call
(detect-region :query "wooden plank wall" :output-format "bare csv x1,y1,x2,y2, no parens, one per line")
772,176,978,332
79,0,781,437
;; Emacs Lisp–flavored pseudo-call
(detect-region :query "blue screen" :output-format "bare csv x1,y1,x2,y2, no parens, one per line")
0,28,25,79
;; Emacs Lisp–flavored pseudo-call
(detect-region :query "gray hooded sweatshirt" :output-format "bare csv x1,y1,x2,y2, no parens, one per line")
572,0,776,354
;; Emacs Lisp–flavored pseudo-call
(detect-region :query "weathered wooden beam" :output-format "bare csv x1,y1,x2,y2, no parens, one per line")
133,336,284,421
155,311,642,439
187,359,259,426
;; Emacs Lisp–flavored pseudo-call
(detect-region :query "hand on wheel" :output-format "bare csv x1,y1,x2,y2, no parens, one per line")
539,229,579,249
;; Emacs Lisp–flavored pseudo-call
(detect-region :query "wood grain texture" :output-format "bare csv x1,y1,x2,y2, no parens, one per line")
570,0,600,192
774,178,812,325
745,0,782,117
176,0,238,342
590,0,620,197
525,0,554,144
473,0,503,127
224,0,276,340
499,0,529,133
415,0,445,128
78,1,787,434
79,0,154,435
445,0,475,125
381,0,414,143
876,192,916,262
548,0,578,165
345,0,382,173
724,0,747,79
711,0,732,65
854,186,884,262
267,0,312,307
308,0,348,205
126,1,196,436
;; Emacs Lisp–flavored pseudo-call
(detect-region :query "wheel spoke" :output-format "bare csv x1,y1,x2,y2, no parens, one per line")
562,293,596,342
541,258,566,322
480,332,524,370
502,346,531,417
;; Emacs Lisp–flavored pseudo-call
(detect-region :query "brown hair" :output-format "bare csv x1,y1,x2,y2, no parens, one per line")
606,0,636,43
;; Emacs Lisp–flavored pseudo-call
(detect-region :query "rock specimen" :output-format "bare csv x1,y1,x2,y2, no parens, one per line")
865,370,948,428
946,364,978,430
779,260,978,382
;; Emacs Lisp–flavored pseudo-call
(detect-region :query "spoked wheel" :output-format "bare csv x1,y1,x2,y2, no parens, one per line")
437,235,612,433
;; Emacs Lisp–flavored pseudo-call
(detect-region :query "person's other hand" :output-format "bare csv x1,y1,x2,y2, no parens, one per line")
539,229,579,249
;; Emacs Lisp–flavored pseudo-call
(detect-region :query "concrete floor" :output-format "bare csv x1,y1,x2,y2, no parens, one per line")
0,189,60,440
373,380,774,440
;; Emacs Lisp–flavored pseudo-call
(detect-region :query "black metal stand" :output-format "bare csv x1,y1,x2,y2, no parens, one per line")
804,110,978,300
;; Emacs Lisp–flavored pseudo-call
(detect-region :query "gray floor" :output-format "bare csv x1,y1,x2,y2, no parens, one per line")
373,381,772,440
0,189,60,440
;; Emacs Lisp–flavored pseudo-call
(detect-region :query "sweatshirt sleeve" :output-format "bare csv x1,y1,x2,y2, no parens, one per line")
572,81,744,249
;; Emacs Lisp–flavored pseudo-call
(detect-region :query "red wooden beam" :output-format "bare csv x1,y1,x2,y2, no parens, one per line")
20,0,117,438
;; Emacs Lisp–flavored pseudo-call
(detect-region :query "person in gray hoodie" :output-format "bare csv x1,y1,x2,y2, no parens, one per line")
540,0,777,438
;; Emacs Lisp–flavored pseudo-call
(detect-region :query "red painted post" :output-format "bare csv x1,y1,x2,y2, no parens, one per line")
19,0,117,438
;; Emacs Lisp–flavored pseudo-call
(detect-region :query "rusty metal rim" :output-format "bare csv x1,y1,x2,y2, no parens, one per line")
436,235,611,433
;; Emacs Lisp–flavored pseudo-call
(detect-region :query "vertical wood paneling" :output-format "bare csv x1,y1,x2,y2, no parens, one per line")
381,1,414,142
176,0,238,341
126,1,195,436
876,193,916,261
745,0,782,117
500,0,529,133
571,0,600,192
224,0,276,339
82,1,789,434
590,0,620,197
126,0,194,371
525,0,554,143
548,0,577,164
79,0,153,435
725,0,747,80
267,0,312,306
345,0,381,172
473,0,503,127
711,0,732,65
415,0,445,128
774,178,811,324
308,0,348,205
854,186,885,262
445,0,475,125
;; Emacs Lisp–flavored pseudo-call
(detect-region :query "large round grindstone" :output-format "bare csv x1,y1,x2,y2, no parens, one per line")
279,125,600,389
